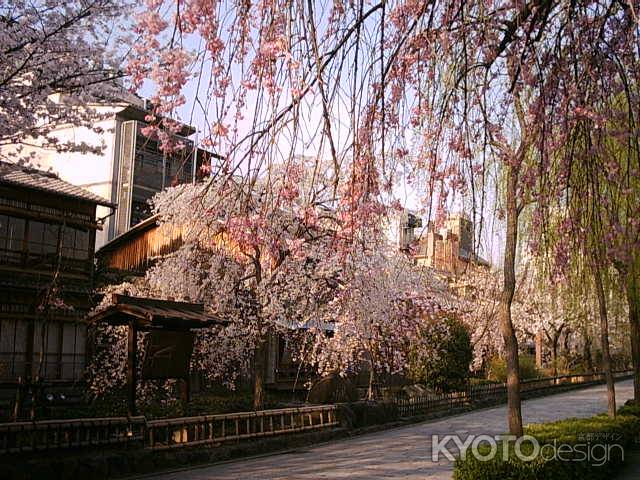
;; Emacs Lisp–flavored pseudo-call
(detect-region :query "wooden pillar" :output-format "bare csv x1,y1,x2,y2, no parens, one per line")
127,321,137,416
535,330,543,368
56,321,64,380
25,320,35,379
181,377,191,404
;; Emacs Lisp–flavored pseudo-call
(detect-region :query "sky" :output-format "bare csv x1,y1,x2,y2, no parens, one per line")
136,1,507,267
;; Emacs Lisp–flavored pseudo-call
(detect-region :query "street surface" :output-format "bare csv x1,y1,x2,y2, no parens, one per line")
145,380,635,479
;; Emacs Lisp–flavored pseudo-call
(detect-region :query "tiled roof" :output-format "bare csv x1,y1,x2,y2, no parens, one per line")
0,161,115,207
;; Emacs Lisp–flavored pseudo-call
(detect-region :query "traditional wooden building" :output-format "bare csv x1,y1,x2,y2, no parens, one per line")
0,93,218,251
95,214,183,282
95,216,312,391
0,162,115,383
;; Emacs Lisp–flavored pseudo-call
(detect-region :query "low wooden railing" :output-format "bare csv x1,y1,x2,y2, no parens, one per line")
0,371,632,454
0,416,145,454
395,370,633,417
0,405,339,454
396,391,468,417
146,404,339,450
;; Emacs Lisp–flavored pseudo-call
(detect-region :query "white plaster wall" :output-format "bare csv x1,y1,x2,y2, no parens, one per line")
32,116,120,249
0,105,125,249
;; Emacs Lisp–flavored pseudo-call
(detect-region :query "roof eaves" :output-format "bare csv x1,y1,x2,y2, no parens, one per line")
0,162,116,208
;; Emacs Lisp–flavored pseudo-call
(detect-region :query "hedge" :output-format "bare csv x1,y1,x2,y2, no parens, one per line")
453,405,640,480
618,399,640,417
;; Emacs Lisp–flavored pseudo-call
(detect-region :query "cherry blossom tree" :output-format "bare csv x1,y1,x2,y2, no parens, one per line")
310,249,459,399
454,260,551,374
90,168,464,406
513,256,593,376
449,266,503,371
151,178,346,408
130,0,640,434
1,0,131,161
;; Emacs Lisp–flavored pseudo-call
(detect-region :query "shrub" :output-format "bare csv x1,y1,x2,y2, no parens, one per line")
618,399,640,417
519,355,541,380
344,401,399,428
487,355,540,383
454,413,640,480
408,314,473,392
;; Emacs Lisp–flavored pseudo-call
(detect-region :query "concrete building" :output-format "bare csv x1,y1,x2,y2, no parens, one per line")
391,211,489,275
385,209,423,251
415,214,489,275
386,208,490,278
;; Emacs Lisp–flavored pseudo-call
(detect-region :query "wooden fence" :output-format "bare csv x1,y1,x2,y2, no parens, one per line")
0,371,632,454
0,416,145,454
395,370,632,417
146,405,339,450
0,405,339,454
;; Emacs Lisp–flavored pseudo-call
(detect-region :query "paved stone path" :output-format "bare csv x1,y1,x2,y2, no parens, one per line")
145,380,635,480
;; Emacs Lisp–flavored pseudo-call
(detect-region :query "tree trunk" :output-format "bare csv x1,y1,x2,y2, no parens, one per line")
253,340,267,410
551,333,559,378
535,330,543,368
582,327,593,372
127,322,138,417
367,367,375,401
12,377,23,421
593,263,616,418
499,165,523,437
625,270,640,404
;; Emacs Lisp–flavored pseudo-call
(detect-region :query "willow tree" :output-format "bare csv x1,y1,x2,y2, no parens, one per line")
534,90,640,412
565,113,640,412
534,192,619,418
597,100,640,404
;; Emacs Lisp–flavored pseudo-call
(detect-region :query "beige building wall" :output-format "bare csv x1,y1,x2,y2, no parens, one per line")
415,214,477,275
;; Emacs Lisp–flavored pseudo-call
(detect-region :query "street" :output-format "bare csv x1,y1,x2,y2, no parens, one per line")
144,380,635,480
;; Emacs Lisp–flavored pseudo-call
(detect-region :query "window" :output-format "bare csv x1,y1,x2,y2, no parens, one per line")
0,214,25,250
134,134,164,191
42,223,59,254
130,199,152,227
0,319,86,381
22,221,90,264
167,157,194,186
33,320,61,378
75,230,89,258
0,215,26,264
61,323,86,380
27,220,59,257
61,227,89,260
0,318,28,379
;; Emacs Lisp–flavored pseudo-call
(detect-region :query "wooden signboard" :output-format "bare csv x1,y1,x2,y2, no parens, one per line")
141,330,194,379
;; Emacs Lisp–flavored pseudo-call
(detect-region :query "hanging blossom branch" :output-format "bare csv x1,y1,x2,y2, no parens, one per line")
126,0,640,421
127,0,497,249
